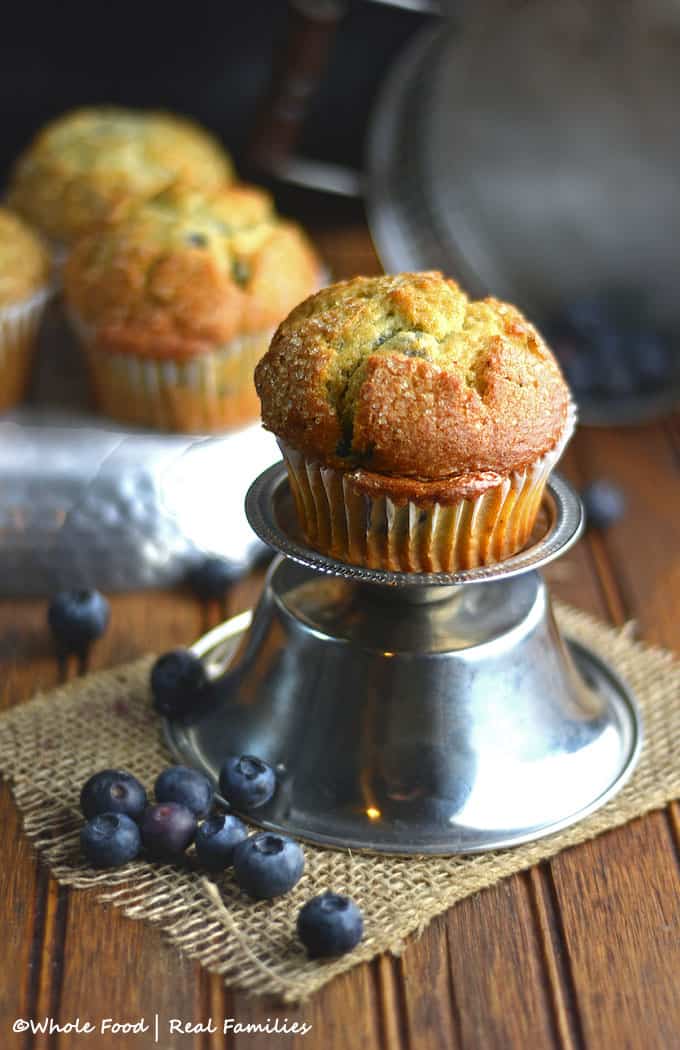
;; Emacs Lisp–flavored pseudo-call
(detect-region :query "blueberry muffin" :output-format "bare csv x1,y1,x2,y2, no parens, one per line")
255,272,574,572
63,183,322,432
0,208,51,412
7,107,233,253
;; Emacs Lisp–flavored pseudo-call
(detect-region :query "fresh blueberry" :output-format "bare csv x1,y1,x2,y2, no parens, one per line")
140,803,197,860
150,649,208,720
80,812,141,868
195,813,248,870
154,766,214,818
297,892,364,958
219,755,276,810
232,832,305,899
582,480,626,530
187,556,242,600
47,589,110,655
80,769,147,822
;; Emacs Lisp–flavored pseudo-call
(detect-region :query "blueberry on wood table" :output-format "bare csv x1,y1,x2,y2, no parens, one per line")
48,589,110,655
582,480,626,530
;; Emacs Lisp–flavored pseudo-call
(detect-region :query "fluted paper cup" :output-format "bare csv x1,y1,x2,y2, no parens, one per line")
279,406,575,573
0,287,52,412
70,312,272,433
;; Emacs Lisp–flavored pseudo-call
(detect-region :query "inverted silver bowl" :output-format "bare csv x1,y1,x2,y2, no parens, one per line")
163,469,641,855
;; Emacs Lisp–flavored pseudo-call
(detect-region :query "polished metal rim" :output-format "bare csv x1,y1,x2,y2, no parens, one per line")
245,462,584,588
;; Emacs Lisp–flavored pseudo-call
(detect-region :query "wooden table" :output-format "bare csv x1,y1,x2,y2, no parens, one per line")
2,197,679,1050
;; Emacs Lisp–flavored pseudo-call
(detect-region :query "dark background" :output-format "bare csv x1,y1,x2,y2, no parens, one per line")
0,2,432,189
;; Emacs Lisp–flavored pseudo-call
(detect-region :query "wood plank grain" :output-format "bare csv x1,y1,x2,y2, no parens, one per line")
0,787,46,1050
556,442,627,624
197,972,227,1050
570,424,680,647
300,966,384,1050
311,222,382,281
373,955,409,1050
227,964,382,1050
29,882,67,1050
543,422,680,1050
0,600,64,1050
397,913,462,1050
56,890,200,1050
86,589,204,672
667,801,680,879
442,878,561,1050
528,866,585,1050
550,814,680,1050
0,599,65,710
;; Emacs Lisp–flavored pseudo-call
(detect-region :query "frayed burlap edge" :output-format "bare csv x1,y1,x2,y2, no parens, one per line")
0,602,678,1003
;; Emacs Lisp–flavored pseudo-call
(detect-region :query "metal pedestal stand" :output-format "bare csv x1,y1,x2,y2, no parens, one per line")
164,464,641,855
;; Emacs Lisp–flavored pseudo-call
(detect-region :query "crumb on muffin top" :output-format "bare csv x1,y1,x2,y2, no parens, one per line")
0,207,51,308
7,107,233,244
255,272,571,479
63,184,321,357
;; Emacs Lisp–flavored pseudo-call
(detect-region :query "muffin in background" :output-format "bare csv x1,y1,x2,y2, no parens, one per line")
255,272,574,573
0,208,51,413
63,183,322,433
7,107,233,251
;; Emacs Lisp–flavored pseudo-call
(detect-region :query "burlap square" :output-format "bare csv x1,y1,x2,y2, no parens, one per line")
0,603,677,1003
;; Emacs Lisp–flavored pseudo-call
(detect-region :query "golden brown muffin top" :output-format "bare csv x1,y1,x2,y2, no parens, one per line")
255,272,571,479
0,207,51,307
63,183,321,358
7,107,233,244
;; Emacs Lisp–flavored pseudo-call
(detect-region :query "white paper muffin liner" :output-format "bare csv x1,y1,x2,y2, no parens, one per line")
0,287,52,412
279,404,576,573
69,311,273,433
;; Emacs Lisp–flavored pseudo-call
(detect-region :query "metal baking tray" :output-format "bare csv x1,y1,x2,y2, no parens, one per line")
0,305,279,595
366,6,680,423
